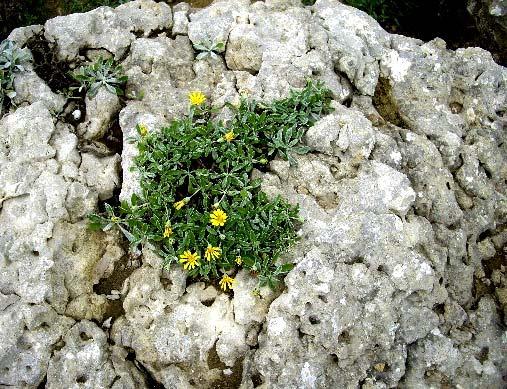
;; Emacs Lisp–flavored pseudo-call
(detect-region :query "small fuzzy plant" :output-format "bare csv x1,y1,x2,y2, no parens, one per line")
70,56,128,97
0,40,31,110
89,81,333,291
193,40,225,60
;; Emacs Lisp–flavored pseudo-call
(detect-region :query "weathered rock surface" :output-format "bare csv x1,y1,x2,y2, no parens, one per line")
1,0,507,388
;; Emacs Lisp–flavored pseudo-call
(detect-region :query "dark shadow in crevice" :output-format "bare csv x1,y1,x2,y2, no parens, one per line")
125,349,164,389
372,76,407,128
93,252,137,321
207,342,244,389
25,33,79,94
36,374,47,389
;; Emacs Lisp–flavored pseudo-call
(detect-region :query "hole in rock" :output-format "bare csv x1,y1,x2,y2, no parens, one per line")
350,256,364,265
160,277,172,289
32,250,39,256
207,342,226,371
338,331,350,343
76,375,87,383
432,303,445,315
372,77,406,128
79,332,92,341
102,115,124,155
308,315,320,325
25,34,80,95
201,298,215,307
318,294,328,303
449,102,463,114
251,373,263,387
37,375,47,389
477,347,489,363
210,358,244,389
93,253,136,320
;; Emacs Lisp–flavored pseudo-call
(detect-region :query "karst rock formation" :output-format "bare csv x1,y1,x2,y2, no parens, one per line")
1,0,507,388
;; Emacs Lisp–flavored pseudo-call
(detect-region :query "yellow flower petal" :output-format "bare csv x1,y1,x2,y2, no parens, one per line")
204,245,221,261
210,208,227,227
219,274,235,291
138,123,149,136
223,131,236,142
174,198,188,210
188,91,206,106
163,223,173,238
179,250,200,270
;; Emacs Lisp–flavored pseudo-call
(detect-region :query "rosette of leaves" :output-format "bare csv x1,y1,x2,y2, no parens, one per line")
193,40,225,60
71,56,128,97
90,80,333,289
0,40,31,109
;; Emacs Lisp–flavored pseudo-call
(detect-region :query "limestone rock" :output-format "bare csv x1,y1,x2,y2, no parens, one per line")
1,0,506,387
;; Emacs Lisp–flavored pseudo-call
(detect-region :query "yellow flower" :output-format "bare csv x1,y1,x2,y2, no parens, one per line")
204,245,221,261
235,256,242,265
223,131,236,142
179,250,200,270
163,223,173,238
138,123,148,136
110,216,120,223
173,198,188,210
188,91,206,106
219,274,235,291
210,208,227,227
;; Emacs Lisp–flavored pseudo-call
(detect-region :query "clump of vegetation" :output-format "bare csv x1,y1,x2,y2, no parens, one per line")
0,39,30,110
342,0,393,24
63,0,130,14
90,81,333,290
70,56,128,97
193,40,225,60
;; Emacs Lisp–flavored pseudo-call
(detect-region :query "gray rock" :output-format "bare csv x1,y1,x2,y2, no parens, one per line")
172,2,190,35
44,0,172,61
13,71,66,114
1,0,507,387
0,300,74,387
77,86,121,140
47,320,146,388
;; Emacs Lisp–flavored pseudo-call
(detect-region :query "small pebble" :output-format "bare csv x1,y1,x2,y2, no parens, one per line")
102,317,112,328
72,109,81,121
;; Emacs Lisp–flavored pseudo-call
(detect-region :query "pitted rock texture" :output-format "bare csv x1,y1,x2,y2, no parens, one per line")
2,0,507,388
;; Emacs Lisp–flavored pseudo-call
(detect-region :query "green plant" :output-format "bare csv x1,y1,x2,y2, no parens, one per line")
193,40,225,60
0,40,30,109
343,0,395,25
63,0,131,13
89,81,333,290
70,56,128,97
